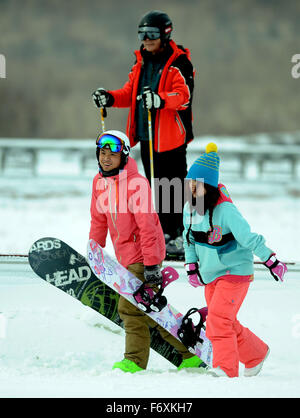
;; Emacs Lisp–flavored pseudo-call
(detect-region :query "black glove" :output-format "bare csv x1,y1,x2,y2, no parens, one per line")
144,265,163,285
92,87,114,108
142,87,164,110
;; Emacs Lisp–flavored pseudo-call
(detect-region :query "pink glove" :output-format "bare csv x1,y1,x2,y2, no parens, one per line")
264,254,287,282
184,263,204,287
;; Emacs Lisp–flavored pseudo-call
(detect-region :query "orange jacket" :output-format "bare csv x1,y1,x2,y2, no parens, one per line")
89,157,166,268
108,40,194,152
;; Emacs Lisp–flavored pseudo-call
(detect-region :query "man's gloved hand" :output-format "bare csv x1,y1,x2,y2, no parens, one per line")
264,254,287,282
142,87,164,110
92,87,114,108
144,265,163,285
184,262,204,288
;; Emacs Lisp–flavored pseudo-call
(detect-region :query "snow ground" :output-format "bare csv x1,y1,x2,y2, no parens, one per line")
0,269,299,398
0,148,300,398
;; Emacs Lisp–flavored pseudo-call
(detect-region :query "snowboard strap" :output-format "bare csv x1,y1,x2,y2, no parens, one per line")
133,281,167,313
133,266,179,313
177,308,205,352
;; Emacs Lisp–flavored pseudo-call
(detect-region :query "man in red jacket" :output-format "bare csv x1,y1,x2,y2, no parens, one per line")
92,10,195,260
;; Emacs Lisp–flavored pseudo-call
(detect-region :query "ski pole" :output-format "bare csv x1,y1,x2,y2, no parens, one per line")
143,86,156,207
147,108,156,208
100,107,107,133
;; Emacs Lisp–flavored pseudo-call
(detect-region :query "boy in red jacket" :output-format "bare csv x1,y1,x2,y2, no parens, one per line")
89,130,199,372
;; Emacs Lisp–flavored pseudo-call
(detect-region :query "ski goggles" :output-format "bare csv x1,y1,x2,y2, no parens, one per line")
138,26,161,41
96,133,124,153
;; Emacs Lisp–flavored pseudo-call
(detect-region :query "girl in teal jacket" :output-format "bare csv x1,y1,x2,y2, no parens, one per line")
183,143,287,377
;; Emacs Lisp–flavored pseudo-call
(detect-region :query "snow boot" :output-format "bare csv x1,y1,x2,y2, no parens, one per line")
112,358,143,373
177,355,207,371
244,347,270,377
206,366,229,377
166,236,184,260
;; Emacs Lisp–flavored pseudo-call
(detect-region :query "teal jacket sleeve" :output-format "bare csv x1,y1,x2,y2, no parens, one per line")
222,203,273,262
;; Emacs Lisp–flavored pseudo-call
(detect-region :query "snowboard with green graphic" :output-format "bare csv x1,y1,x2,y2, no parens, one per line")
28,237,184,367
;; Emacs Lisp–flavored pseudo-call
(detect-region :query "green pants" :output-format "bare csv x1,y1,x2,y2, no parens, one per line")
118,263,193,369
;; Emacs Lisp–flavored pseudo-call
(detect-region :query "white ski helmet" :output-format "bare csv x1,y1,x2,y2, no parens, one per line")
96,130,131,173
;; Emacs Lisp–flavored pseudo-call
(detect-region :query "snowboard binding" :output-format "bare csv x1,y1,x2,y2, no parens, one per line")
133,282,167,313
177,307,208,353
133,266,179,313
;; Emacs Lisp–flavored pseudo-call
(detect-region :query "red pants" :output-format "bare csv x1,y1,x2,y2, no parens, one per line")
205,279,269,377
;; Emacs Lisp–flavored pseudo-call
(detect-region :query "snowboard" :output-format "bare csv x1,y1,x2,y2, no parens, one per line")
87,239,213,366
28,237,192,368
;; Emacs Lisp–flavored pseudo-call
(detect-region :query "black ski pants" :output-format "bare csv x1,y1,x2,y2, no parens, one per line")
140,141,187,239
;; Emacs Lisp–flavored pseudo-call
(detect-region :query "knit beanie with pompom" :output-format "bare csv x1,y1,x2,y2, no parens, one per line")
186,143,220,188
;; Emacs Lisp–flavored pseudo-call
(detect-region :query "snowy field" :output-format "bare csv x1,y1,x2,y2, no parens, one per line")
0,145,300,399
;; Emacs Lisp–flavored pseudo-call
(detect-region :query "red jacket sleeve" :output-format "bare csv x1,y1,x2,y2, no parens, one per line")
159,66,191,111
134,211,166,266
108,65,137,108
129,176,166,266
